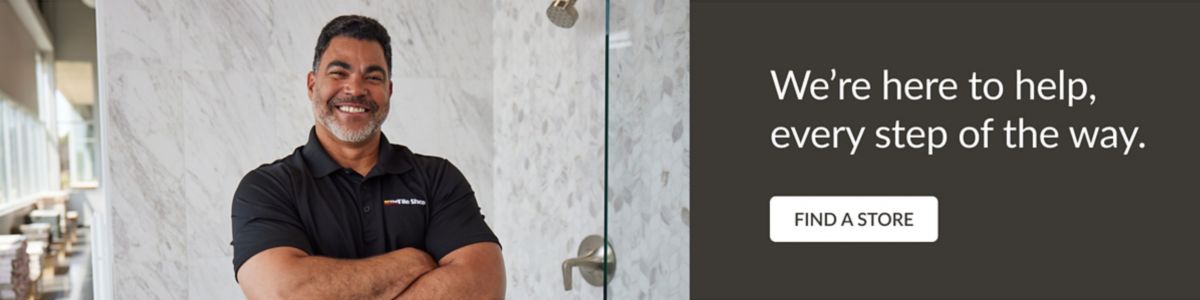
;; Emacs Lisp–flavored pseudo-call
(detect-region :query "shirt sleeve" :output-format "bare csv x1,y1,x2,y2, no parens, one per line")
424,159,501,261
230,168,313,280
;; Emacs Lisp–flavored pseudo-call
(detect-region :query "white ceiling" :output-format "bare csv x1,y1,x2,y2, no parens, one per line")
55,60,94,105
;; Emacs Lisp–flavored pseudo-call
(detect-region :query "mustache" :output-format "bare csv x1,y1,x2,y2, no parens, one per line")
327,95,379,111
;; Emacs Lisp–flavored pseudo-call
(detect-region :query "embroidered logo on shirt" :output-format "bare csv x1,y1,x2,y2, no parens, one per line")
383,198,426,206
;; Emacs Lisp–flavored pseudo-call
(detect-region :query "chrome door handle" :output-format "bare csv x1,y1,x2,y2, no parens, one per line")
562,235,616,290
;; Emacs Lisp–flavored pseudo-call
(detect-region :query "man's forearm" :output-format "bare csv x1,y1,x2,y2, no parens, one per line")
239,247,436,300
292,248,434,299
395,243,506,300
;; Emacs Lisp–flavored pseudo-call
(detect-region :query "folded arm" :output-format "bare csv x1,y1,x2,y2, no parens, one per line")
396,242,506,300
237,243,504,299
237,246,437,300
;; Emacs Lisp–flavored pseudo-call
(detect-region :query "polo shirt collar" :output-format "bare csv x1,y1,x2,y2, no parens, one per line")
301,126,413,178
373,132,413,176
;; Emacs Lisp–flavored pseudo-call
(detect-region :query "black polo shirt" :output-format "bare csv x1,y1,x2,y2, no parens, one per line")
230,127,499,277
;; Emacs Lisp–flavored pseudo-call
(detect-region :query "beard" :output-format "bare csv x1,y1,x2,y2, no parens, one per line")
315,94,387,144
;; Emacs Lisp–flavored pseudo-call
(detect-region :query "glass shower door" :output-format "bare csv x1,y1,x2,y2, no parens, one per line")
543,0,689,298
603,0,690,298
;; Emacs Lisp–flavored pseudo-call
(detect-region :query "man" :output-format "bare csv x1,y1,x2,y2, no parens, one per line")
231,15,505,299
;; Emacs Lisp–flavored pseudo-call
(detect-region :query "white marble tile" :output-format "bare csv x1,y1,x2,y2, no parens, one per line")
365,0,494,79
384,78,495,217
112,260,187,299
490,0,607,298
490,0,690,298
606,0,691,298
99,0,180,71
271,1,493,79
177,1,283,72
187,256,245,300
104,69,187,264
264,71,323,150
269,1,372,74
179,71,298,260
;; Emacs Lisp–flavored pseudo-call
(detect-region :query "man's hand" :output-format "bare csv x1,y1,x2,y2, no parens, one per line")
237,247,437,300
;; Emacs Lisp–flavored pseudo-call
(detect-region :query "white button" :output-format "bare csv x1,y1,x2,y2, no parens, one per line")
769,196,938,243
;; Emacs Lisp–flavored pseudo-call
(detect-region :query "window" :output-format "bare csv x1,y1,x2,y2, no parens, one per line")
0,101,6,203
0,97,57,204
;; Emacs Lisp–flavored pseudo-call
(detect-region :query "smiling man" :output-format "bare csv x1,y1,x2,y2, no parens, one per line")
231,15,504,299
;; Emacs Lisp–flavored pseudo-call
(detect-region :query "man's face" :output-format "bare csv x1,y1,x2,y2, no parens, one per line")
308,36,392,144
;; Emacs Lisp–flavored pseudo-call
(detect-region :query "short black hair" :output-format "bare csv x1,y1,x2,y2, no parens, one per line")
312,15,392,76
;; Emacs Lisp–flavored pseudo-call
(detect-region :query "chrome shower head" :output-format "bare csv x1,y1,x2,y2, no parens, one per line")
547,0,578,28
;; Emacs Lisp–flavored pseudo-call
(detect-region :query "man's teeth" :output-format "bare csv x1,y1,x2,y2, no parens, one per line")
337,106,366,113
